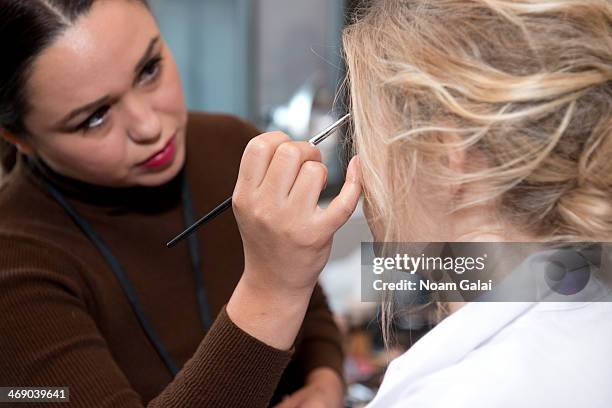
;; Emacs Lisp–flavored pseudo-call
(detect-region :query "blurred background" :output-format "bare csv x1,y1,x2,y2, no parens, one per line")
150,0,349,124
146,1,433,406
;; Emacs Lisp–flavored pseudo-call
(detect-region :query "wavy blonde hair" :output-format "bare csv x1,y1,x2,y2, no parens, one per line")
343,0,612,243
342,0,612,341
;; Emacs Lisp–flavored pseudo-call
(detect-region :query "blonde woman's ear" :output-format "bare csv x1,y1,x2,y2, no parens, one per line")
440,134,464,166
441,134,466,194
0,129,35,155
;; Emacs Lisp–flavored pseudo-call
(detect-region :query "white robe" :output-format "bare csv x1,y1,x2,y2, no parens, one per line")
367,295,612,408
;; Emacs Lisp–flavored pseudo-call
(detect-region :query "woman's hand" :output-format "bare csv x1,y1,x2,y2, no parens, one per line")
273,367,345,408
234,132,361,295
227,132,361,350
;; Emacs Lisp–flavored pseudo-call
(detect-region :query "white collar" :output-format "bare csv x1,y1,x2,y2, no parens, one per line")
372,302,536,403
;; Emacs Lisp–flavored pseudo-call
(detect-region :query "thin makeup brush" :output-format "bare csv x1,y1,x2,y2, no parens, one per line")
166,113,351,248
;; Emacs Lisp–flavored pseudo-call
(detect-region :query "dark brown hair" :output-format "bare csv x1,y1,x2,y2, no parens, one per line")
0,0,149,173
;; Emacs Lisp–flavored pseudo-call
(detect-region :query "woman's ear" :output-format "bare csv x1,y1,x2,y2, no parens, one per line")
442,134,466,195
447,144,465,174
0,129,35,155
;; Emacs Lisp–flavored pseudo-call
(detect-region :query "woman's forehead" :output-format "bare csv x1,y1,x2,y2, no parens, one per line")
25,0,159,125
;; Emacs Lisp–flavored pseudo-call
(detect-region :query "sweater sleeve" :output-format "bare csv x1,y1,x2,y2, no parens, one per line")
0,236,292,408
270,284,345,404
294,284,345,380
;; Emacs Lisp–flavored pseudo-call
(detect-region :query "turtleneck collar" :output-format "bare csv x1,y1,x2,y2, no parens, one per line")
21,154,184,213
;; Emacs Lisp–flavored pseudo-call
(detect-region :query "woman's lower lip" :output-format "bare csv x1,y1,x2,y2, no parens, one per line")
141,136,177,169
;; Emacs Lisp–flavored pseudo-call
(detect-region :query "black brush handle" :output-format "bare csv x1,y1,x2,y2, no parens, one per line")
166,196,232,248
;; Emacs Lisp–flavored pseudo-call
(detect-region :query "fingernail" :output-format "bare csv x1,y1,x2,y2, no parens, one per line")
346,155,360,183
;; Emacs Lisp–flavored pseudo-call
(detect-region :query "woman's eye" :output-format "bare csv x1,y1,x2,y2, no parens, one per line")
139,56,163,84
78,106,109,132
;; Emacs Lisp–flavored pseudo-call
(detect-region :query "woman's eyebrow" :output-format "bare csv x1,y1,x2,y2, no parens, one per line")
55,36,161,129
134,36,160,74
57,94,113,129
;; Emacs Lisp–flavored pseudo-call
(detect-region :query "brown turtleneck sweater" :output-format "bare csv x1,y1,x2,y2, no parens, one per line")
0,112,343,407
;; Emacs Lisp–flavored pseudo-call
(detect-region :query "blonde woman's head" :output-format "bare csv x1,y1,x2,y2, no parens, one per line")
343,0,612,243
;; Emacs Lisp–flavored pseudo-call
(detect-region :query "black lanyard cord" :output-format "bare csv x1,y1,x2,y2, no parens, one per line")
35,163,211,377
182,177,214,331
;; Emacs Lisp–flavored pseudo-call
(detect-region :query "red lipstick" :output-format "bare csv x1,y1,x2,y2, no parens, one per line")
139,135,176,169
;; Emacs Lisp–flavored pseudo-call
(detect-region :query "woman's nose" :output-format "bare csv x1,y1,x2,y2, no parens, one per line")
122,94,162,143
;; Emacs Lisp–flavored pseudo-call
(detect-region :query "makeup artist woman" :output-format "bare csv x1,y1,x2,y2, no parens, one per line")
0,1,345,407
